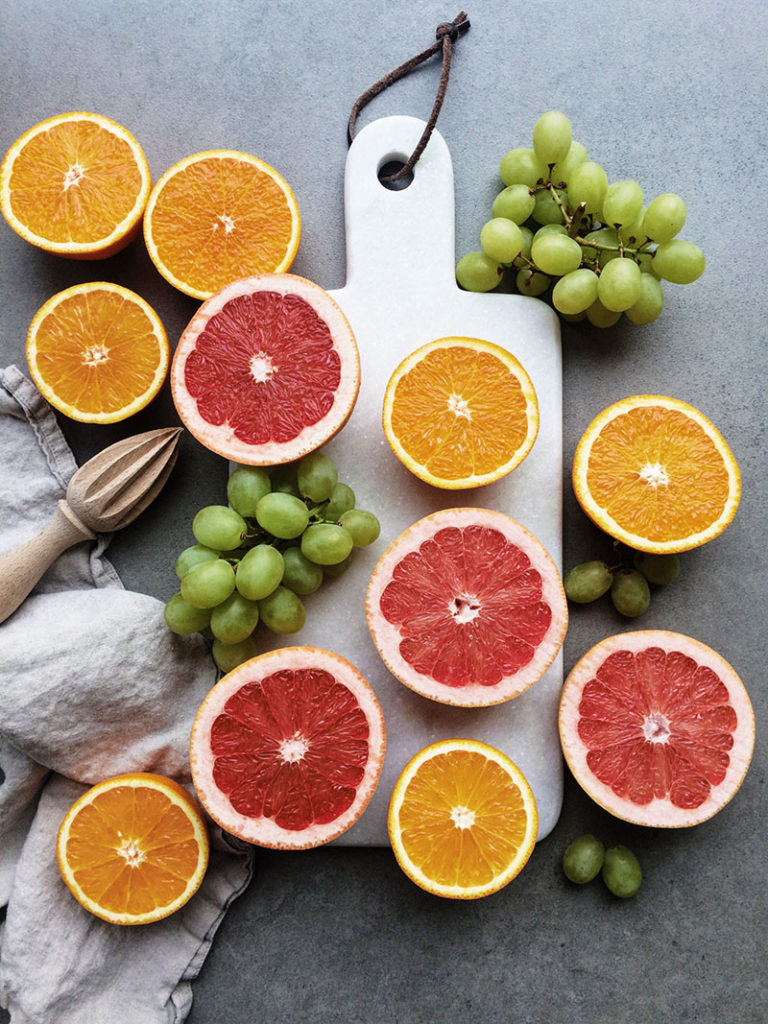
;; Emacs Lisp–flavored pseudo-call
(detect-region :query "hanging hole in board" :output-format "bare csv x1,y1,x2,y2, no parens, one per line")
377,156,414,191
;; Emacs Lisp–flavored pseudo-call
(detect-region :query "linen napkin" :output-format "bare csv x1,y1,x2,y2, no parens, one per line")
0,365,256,1024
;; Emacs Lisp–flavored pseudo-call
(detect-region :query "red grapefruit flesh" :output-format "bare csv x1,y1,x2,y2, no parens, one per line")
559,630,755,827
171,273,360,464
365,508,568,707
189,646,386,849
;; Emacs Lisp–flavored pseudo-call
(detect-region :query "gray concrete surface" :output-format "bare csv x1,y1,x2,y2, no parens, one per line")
1,1,766,1021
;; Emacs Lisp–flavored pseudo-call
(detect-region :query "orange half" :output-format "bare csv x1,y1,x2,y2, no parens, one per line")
382,337,539,489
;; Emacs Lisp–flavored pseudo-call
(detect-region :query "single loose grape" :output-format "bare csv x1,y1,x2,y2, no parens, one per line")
567,161,608,214
322,481,356,521
210,592,260,645
562,834,605,884
175,544,220,581
532,110,572,165
164,594,212,635
586,298,621,328
643,193,687,243
258,586,306,634
564,561,614,603
339,509,381,547
269,463,301,496
551,140,588,187
531,232,582,276
651,239,705,284
602,845,642,898
235,544,285,601
301,523,355,565
610,569,651,617
255,492,310,539
531,187,568,226
633,551,681,585
602,180,644,227
181,558,236,609
516,267,551,296
297,451,338,502
597,257,642,312
456,251,503,292
552,269,599,315
212,635,259,674
281,546,324,595
227,466,271,517
192,505,247,551
499,147,547,187
480,217,524,264
625,274,665,325
491,184,535,224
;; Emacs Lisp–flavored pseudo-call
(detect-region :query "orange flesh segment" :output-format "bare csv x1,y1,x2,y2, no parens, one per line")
398,750,531,888
390,346,531,480
7,120,144,243
585,406,732,542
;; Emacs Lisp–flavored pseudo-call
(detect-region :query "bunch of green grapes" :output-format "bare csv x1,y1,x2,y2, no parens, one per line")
564,549,680,618
456,110,705,327
164,451,381,672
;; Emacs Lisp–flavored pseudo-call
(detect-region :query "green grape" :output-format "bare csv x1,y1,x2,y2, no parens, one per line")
532,110,572,165
281,546,324,595
235,543,285,601
560,311,587,323
551,140,588,187
164,594,212,635
323,552,354,578
597,257,642,312
212,635,259,674
602,180,644,227
552,269,599,315
625,274,665,324
491,183,535,224
643,193,686,243
174,544,220,581
226,466,271,517
210,591,260,644
617,208,647,246
534,223,568,236
512,225,534,268
651,239,705,283
562,834,605,884
531,187,568,226
297,451,338,502
456,251,502,292
567,161,607,214
480,217,524,264
581,228,620,267
499,147,547,187
564,560,614,602
610,569,651,617
192,505,247,551
321,481,356,521
633,551,681,585
516,267,551,296
301,522,354,565
258,586,306,634
339,509,381,547
586,299,621,328
531,232,582,276
269,462,301,496
181,558,236,609
602,845,642,898
255,491,310,539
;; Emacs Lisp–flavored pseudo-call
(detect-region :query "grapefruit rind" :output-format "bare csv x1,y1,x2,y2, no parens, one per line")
189,647,386,850
572,394,741,554
170,273,361,465
382,336,540,490
366,507,568,707
387,738,539,900
56,772,210,926
558,630,755,828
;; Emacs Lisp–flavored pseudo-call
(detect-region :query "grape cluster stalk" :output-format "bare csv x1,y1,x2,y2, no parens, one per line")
457,111,705,327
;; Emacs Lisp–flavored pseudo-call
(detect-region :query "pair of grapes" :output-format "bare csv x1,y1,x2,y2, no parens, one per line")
164,451,381,673
456,110,705,327
564,550,680,618
562,834,642,899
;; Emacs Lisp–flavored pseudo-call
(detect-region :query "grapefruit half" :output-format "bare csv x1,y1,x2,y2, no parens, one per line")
171,274,360,464
559,630,755,827
189,646,386,849
366,508,568,707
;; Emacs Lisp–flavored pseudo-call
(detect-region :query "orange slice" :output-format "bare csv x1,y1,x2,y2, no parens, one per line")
143,149,301,300
572,394,741,553
56,773,209,925
26,281,170,423
0,111,150,258
388,739,538,899
382,337,539,489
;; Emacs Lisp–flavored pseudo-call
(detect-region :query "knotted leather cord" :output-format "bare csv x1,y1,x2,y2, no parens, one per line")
347,12,470,182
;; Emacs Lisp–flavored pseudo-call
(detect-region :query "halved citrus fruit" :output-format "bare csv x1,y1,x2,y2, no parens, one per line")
388,739,538,899
26,281,169,423
171,273,360,464
189,647,386,849
572,394,741,553
1,111,150,258
366,507,568,707
382,337,539,489
143,149,301,299
559,630,755,827
56,772,209,925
